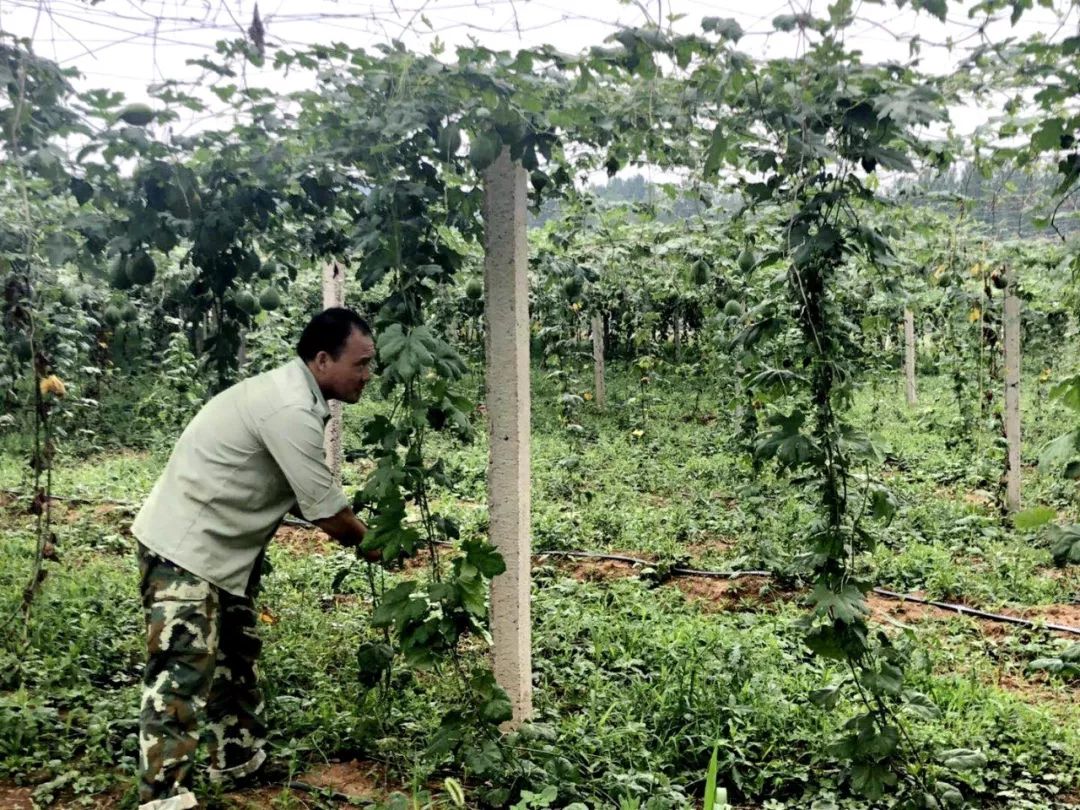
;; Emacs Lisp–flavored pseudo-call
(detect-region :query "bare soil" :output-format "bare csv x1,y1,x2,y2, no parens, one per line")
555,554,785,611
224,759,400,807
867,591,945,627
682,533,736,560
273,524,336,556
673,575,784,612
301,759,387,796
0,785,125,810
1018,602,1080,631
560,556,640,583
0,787,32,810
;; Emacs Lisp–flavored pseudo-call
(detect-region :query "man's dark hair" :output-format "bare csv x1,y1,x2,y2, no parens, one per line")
296,307,372,362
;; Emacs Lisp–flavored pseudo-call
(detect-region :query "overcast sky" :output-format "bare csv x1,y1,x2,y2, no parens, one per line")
1,1,1075,147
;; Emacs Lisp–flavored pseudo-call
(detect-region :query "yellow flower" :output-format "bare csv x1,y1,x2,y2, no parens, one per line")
969,262,982,277
1040,368,1052,383
968,307,981,324
258,608,278,625
632,429,644,437
39,375,66,398
583,391,594,401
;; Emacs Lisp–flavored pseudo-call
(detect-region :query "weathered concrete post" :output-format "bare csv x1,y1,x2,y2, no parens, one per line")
482,148,532,725
591,314,606,410
904,308,917,407
1004,269,1021,512
323,260,345,486
673,311,682,363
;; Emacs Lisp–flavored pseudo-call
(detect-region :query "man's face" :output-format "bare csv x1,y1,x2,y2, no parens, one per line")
314,328,375,404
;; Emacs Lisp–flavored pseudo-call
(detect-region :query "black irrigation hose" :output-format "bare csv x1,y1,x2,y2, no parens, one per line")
871,588,1080,636
1,488,137,508
535,548,772,578
536,550,1080,636
7,490,1080,635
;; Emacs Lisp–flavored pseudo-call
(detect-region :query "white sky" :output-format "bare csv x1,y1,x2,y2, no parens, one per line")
1,1,1075,146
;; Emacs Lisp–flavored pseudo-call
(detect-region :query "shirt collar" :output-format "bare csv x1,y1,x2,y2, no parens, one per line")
294,357,331,424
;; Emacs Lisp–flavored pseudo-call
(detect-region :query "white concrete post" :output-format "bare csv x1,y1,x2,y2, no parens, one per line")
323,260,345,487
904,308,917,407
237,332,247,372
482,147,532,726
1004,270,1021,512
591,314,606,410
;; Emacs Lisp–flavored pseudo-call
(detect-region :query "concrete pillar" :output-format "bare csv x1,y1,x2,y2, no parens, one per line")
904,308,917,407
323,260,345,486
1004,270,1021,512
673,311,682,363
482,147,532,726
591,314,606,410
237,332,247,372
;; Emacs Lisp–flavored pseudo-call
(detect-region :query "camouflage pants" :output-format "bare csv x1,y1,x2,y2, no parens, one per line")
137,543,268,810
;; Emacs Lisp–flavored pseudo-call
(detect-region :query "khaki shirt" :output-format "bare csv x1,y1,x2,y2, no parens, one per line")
132,357,348,596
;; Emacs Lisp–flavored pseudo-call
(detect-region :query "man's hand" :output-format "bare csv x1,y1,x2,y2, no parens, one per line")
312,508,381,562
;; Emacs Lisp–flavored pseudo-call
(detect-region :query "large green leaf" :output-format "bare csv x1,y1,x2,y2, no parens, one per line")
1039,430,1080,475
1049,524,1080,566
1050,374,1080,411
940,749,988,771
811,581,869,624
378,323,435,381
913,0,948,21
755,410,821,469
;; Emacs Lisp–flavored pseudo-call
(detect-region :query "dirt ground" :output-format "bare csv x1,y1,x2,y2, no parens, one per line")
0,786,32,810
224,758,390,807
0,759,393,810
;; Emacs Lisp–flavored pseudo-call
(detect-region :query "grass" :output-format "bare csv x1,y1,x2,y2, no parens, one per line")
1,364,1078,808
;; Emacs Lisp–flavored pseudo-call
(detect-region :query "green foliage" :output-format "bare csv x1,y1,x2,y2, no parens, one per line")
133,325,206,444
6,10,1080,808
3,362,1080,806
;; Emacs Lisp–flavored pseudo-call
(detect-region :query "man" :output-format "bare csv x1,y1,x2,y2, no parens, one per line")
131,307,378,810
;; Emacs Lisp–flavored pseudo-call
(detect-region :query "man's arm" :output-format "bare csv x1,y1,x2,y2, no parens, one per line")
258,407,377,561
312,507,380,562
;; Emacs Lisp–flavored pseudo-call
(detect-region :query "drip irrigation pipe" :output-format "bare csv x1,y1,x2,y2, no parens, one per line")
1,488,137,508
536,551,1080,635
870,588,1080,636
534,548,772,578
6,490,1079,635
